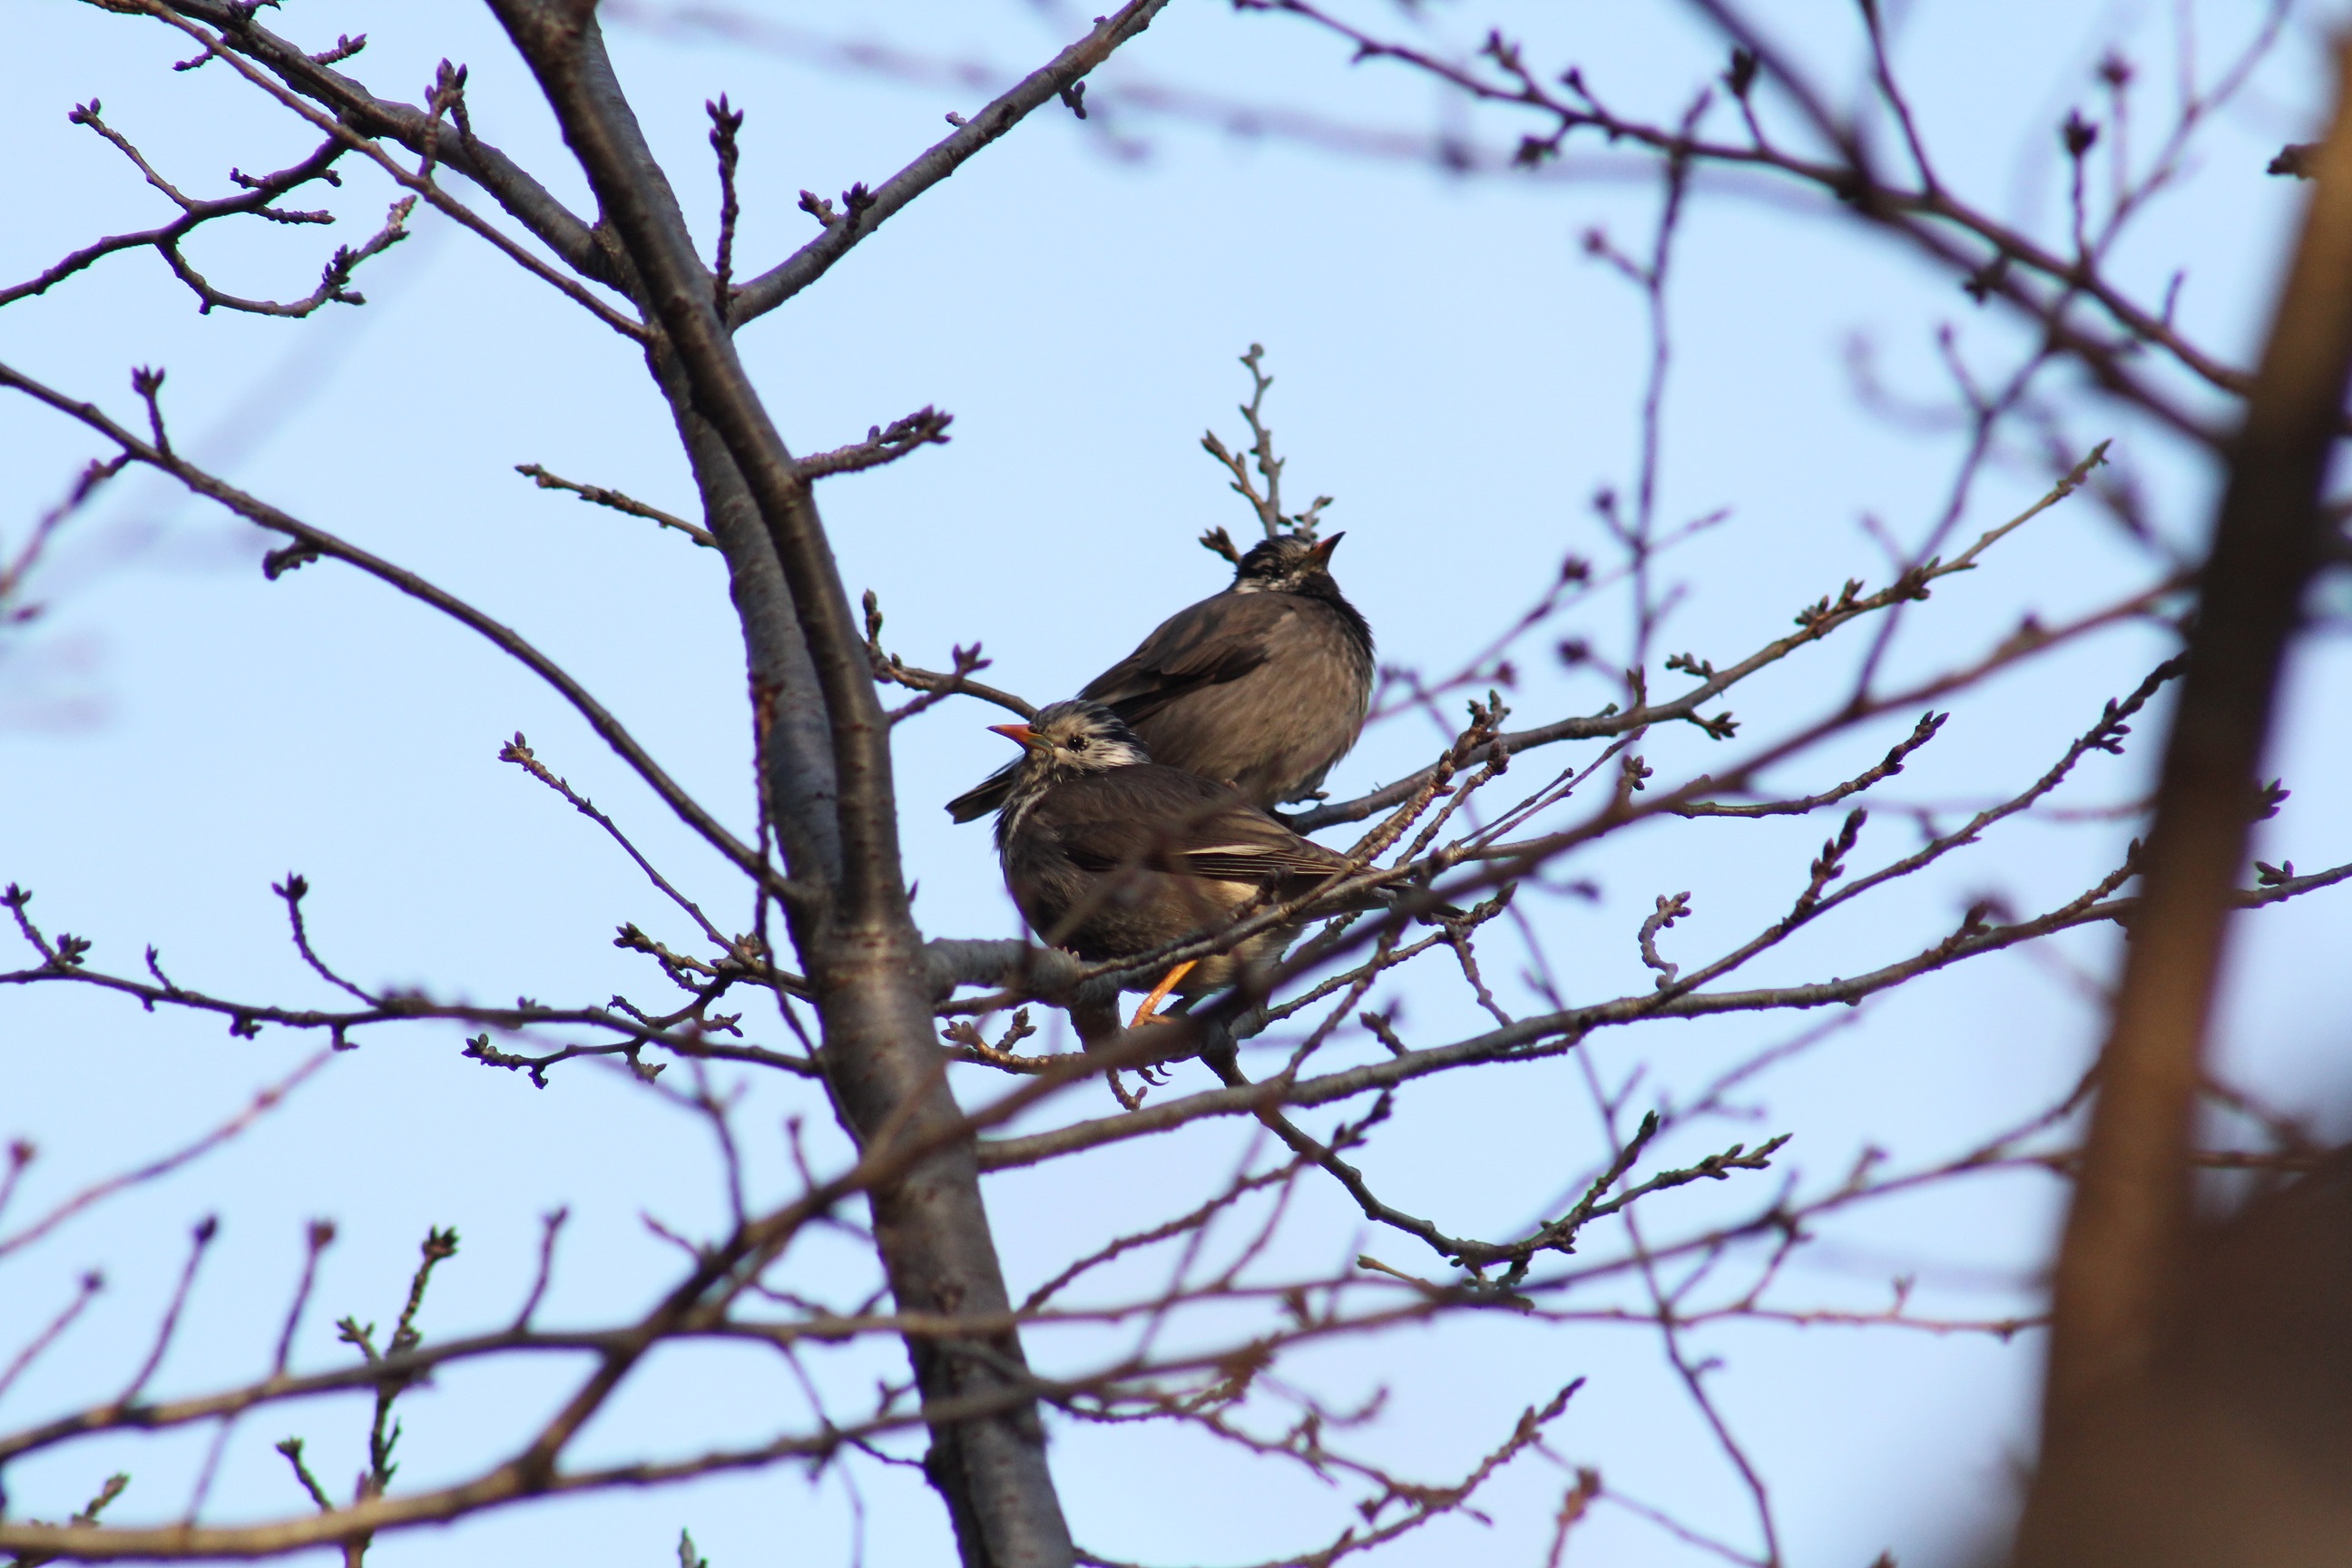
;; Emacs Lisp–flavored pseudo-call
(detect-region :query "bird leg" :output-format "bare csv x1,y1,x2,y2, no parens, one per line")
1129,959,1199,1029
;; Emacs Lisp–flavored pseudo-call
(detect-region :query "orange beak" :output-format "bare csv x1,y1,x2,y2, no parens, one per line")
1308,531,1345,566
987,721,1037,747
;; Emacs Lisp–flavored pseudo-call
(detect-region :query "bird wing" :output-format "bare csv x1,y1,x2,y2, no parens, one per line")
1079,593,1295,721
1050,768,1356,887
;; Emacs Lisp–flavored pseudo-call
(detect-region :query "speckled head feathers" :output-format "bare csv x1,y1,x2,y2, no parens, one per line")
1231,533,1343,595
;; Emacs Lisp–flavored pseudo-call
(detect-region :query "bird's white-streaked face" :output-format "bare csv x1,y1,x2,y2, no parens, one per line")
990,701,1152,779
988,701,1152,845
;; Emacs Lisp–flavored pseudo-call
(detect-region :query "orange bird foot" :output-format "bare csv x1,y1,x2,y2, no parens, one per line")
1129,959,1200,1030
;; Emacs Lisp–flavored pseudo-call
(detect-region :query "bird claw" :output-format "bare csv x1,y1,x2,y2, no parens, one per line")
1135,1059,1172,1086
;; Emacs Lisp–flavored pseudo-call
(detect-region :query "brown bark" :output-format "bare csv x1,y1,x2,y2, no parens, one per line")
2018,36,2352,1566
485,4,1073,1562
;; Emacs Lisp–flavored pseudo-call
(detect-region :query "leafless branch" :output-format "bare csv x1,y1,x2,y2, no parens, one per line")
514,463,715,548
729,0,1176,322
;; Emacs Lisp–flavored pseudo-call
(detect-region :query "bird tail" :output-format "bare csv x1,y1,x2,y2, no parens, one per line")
946,761,1020,823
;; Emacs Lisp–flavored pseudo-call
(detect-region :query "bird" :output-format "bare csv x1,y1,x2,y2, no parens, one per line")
947,533,1374,824
986,700,1438,1028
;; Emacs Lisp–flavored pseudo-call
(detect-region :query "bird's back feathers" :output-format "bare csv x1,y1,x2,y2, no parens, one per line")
946,569,1374,823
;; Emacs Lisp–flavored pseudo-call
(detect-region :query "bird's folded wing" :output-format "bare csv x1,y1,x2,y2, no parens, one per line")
1166,804,1355,883
1172,838,1356,886
1053,770,1355,886
1080,593,1291,716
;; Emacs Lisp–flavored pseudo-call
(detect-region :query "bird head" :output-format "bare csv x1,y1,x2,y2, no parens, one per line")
988,700,1152,779
1231,532,1344,595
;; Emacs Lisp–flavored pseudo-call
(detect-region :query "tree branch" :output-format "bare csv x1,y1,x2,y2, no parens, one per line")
729,0,1173,323
515,463,715,547
488,7,1074,1561
2022,33,2352,1547
145,0,615,287
1289,445,2107,832
0,357,788,899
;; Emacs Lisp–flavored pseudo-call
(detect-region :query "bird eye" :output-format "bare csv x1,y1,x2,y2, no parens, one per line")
1067,735,1090,751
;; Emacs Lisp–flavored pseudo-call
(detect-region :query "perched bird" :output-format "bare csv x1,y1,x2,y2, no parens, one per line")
948,533,1374,823
988,701,1429,1026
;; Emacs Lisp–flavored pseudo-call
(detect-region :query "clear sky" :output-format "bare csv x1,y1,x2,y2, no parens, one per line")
4,3,2349,1565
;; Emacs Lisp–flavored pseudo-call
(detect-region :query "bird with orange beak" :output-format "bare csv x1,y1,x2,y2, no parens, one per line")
986,701,1435,1028
949,533,1372,823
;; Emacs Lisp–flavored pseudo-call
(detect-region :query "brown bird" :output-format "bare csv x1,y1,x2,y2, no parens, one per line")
948,533,1374,823
989,701,1427,1027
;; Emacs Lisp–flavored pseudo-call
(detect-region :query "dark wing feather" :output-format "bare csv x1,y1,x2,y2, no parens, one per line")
1079,593,1291,723
1047,767,1354,887
946,760,1019,823
1169,827,1354,886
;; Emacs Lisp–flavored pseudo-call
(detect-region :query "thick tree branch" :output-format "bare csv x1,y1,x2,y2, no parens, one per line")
2020,34,2352,1547
487,7,1073,1563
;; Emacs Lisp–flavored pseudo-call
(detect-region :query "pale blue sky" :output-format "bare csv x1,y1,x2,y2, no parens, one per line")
4,4,2349,1565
